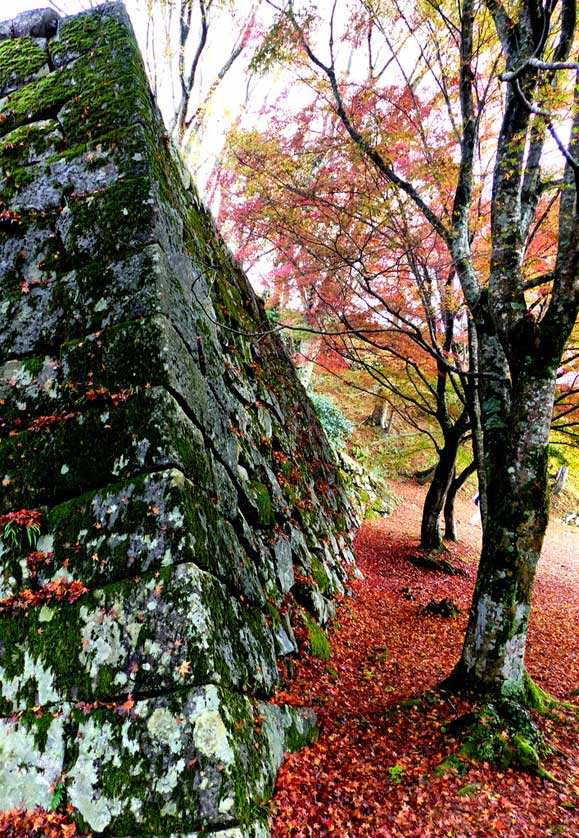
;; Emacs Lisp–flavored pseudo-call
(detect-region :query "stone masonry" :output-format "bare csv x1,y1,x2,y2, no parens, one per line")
0,5,357,835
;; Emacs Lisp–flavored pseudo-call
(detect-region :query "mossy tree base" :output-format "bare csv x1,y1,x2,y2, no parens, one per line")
440,700,555,780
436,670,567,781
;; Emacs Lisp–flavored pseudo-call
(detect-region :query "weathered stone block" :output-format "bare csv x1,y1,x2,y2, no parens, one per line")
0,387,214,511
0,469,264,604
0,120,64,167
0,686,316,835
0,562,278,713
0,241,222,366
0,36,50,96
0,9,59,41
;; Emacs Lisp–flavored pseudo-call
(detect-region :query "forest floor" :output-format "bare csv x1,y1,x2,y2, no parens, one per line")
270,481,579,837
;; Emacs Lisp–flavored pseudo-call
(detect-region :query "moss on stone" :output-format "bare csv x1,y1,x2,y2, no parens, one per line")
311,556,331,594
0,67,75,139
0,387,214,512
0,18,151,145
20,355,47,378
302,611,331,661
247,482,274,527
0,36,49,96
0,120,65,168
64,176,156,262
20,707,54,751
0,164,36,201
50,10,131,67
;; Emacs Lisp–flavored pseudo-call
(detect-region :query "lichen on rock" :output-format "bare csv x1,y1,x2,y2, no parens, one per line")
0,3,356,835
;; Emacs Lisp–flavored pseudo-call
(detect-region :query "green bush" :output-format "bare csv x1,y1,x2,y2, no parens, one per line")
309,391,353,448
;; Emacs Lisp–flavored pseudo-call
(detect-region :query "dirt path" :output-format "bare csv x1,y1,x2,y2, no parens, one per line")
270,482,579,838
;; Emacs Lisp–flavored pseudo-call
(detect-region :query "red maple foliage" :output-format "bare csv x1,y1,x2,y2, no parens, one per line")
271,482,579,837
0,578,88,615
0,509,42,530
0,806,84,838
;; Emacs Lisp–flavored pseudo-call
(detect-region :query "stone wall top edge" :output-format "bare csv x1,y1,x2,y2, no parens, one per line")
0,3,130,39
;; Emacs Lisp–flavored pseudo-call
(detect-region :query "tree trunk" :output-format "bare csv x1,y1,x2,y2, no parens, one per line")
444,460,476,541
451,372,556,699
443,471,458,541
467,316,487,533
420,434,460,548
364,393,394,430
368,400,389,428
552,466,568,495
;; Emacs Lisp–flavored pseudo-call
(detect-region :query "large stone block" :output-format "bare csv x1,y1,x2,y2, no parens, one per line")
0,469,263,604
0,387,213,512
0,561,278,713
0,686,316,835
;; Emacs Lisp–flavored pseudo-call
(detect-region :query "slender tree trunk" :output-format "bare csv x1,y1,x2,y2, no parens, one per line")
444,459,477,541
420,433,460,548
552,466,568,495
467,316,487,533
443,469,458,541
451,372,556,698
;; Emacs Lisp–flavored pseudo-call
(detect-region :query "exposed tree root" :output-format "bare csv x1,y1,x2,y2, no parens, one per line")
433,672,579,782
420,597,460,618
436,699,559,782
406,551,467,576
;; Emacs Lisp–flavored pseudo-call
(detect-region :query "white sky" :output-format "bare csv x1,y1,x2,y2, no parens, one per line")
6,0,80,16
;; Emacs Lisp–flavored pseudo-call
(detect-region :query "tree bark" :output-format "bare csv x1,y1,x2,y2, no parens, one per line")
466,316,487,533
552,466,568,495
365,398,391,429
442,470,458,541
420,432,461,548
444,459,477,541
451,371,556,698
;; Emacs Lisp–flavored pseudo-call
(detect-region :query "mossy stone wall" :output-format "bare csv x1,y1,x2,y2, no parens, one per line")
0,5,356,836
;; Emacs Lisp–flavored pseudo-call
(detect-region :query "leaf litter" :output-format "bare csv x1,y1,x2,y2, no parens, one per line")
271,481,579,837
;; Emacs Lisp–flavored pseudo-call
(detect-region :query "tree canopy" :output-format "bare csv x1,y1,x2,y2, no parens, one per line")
213,0,579,710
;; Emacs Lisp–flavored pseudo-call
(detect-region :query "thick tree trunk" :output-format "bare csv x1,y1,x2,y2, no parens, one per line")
451,373,556,699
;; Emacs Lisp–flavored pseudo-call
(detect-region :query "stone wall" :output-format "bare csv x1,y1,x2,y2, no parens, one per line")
0,6,356,835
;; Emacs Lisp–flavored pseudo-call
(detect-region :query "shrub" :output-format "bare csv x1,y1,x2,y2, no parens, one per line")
309,391,353,448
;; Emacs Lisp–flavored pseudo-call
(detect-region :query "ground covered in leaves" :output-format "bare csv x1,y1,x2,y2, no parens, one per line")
271,482,579,837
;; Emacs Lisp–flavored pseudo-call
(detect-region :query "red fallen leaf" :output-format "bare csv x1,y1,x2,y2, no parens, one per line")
269,481,579,838
0,806,82,837
0,509,42,528
0,578,88,615
119,693,135,715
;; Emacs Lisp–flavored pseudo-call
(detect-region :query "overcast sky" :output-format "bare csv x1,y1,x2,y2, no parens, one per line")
8,1,73,16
